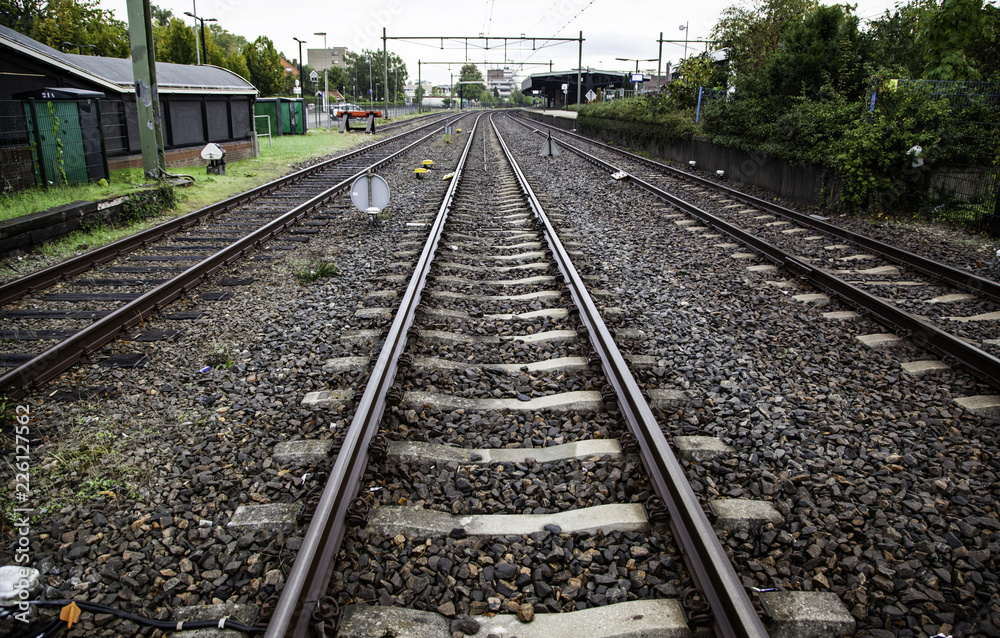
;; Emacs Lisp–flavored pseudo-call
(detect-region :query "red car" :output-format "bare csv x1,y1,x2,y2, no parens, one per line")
331,103,383,118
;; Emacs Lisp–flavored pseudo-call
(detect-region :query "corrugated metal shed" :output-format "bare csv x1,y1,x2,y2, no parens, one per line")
0,24,256,95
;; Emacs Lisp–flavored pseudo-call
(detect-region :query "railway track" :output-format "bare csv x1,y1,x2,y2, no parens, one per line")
260,112,784,638
0,112,457,400
510,113,1000,392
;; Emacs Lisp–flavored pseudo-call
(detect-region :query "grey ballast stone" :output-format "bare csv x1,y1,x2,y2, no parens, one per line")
167,602,258,638
403,390,603,412
388,439,622,464
761,591,856,638
955,395,1000,418
272,439,334,464
368,503,649,537
675,436,735,461
338,599,691,638
227,503,301,532
710,498,783,532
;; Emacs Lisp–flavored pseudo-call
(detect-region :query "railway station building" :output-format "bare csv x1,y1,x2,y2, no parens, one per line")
0,25,258,190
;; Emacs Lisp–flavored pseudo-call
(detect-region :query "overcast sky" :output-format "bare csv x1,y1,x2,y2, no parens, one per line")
97,0,904,86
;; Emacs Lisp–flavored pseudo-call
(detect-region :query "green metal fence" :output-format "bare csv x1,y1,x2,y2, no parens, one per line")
0,98,111,193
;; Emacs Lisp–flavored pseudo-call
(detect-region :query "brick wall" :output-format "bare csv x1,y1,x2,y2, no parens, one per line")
108,139,256,172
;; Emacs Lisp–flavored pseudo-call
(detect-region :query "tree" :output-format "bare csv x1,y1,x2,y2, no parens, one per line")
344,49,406,103
29,0,129,57
244,36,283,96
662,54,726,109
458,63,485,102
156,17,196,64
1,0,44,35
510,88,531,106
221,51,250,81
916,0,995,80
710,0,819,81
757,4,865,100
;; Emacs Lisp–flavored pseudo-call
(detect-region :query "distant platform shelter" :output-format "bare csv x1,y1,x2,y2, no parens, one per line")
0,25,258,180
521,70,628,108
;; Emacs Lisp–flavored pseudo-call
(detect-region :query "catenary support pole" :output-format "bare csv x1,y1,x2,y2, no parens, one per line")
383,28,389,118
126,0,166,179
576,31,582,109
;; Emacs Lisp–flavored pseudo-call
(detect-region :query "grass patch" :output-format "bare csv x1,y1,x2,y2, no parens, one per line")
0,410,147,531
292,258,340,283
3,128,372,263
0,169,152,222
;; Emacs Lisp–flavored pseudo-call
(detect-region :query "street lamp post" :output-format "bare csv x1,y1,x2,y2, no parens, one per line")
184,11,216,64
314,32,328,129
293,37,306,94
368,56,373,105
679,22,689,59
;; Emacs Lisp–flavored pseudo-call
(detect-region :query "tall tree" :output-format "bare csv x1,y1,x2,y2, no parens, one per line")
344,49,406,103
221,51,250,81
29,0,129,57
244,35,283,96
0,0,43,35
710,0,819,82
458,63,485,101
758,4,865,100
156,17,196,64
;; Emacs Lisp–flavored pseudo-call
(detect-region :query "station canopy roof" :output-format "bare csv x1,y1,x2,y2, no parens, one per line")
521,69,628,93
0,25,257,95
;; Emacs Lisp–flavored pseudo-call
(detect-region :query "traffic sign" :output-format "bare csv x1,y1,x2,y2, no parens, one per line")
585,89,597,102
350,173,391,213
309,70,319,82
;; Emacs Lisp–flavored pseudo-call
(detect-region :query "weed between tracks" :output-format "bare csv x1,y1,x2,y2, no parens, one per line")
0,407,149,533
291,259,340,284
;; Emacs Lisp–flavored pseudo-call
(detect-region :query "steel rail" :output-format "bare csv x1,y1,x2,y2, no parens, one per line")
512,111,1000,304
490,114,767,637
523,120,1000,390
264,112,486,638
0,111,452,308
0,118,464,400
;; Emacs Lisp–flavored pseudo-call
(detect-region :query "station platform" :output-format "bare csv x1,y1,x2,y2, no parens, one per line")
522,108,578,120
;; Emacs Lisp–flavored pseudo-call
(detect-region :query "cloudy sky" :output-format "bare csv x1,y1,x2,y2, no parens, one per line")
97,0,904,86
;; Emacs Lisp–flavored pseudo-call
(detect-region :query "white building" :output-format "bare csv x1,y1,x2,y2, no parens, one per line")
486,67,517,99
404,80,434,102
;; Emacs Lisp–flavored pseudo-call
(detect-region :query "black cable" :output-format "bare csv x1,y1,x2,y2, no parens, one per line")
24,600,265,634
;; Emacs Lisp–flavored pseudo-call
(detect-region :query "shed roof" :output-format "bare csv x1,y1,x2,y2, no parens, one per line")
0,25,256,95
